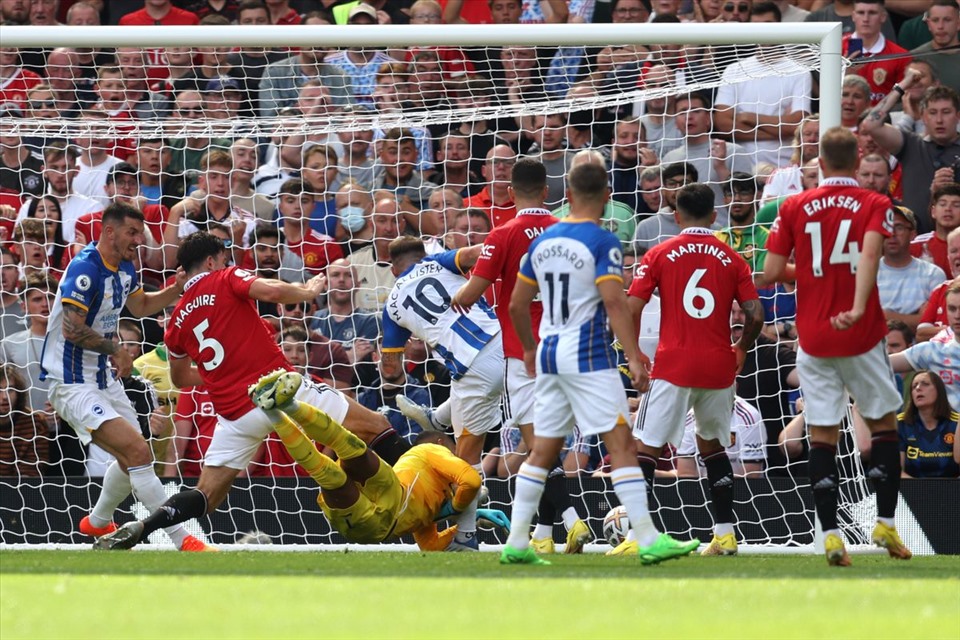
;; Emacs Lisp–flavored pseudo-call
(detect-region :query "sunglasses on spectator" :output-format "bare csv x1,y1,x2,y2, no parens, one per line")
615,6,645,14
724,2,750,12
284,303,308,313
28,100,56,109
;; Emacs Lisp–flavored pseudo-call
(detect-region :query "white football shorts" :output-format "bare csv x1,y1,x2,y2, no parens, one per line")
503,357,535,428
204,376,350,469
450,335,505,438
534,368,631,439
633,379,736,448
796,340,902,426
49,378,140,446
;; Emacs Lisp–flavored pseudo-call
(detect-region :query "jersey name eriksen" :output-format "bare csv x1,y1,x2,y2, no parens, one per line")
802,195,862,217
665,243,733,266
532,244,585,269
173,294,217,329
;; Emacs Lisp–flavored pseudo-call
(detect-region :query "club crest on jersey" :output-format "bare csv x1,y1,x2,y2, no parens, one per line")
873,67,887,87
76,275,92,291
92,405,105,416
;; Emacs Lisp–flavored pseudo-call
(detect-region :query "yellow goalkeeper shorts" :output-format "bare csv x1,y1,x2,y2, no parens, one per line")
319,457,403,544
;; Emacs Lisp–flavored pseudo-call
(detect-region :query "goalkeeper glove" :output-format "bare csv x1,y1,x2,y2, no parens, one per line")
477,508,511,535
434,498,459,522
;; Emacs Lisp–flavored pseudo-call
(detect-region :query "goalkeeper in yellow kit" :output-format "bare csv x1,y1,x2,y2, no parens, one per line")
250,370,509,550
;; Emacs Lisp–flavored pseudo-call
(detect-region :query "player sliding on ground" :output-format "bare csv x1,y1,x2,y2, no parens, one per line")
248,370,510,549
500,162,699,566
94,232,409,551
764,127,912,566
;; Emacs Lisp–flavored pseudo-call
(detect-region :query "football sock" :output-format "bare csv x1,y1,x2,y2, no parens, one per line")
433,399,452,428
368,429,410,465
453,463,482,543
610,466,658,547
532,523,553,540
715,522,735,537
809,442,840,532
868,430,900,520
535,493,556,539
637,453,658,504
702,449,735,527
505,463,549,550
561,507,580,531
139,489,207,539
127,464,188,546
543,468,572,513
284,401,367,461
89,461,132,528
273,412,348,490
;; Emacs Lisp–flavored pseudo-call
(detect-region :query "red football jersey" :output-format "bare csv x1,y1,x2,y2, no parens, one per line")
286,229,344,275
766,177,894,358
629,228,758,389
119,6,200,25
920,279,954,328
164,267,290,420
0,68,42,108
472,208,557,359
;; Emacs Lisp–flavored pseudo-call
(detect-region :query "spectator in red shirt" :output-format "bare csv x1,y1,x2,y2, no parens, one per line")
265,0,300,24
119,0,200,26
912,184,960,282
844,0,910,105
0,48,42,110
276,178,343,276
465,144,517,227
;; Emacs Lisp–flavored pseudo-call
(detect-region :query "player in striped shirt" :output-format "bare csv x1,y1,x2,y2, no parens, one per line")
41,203,207,551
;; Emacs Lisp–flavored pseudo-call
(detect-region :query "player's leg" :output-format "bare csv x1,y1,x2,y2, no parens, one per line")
449,342,503,550
501,434,564,565
609,376,698,563
840,347,911,559
692,386,738,556
795,349,850,566
633,380,691,502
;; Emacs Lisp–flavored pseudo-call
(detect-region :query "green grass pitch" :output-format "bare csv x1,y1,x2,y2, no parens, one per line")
1,551,958,640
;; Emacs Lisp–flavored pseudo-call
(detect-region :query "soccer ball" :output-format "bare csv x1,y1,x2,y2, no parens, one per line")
602,506,630,547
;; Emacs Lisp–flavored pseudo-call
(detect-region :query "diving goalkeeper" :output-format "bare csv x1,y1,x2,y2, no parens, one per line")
250,370,509,550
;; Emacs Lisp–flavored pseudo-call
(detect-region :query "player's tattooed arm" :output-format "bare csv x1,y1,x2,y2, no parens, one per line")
735,298,764,353
62,304,118,355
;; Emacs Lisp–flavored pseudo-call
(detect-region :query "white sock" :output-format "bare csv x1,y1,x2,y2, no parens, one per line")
610,466,658,548
433,399,452,428
823,528,841,539
505,463,548,550
454,464,483,542
89,461,132,528
127,464,189,547
877,517,895,528
532,523,552,540
714,522,734,537
561,507,579,531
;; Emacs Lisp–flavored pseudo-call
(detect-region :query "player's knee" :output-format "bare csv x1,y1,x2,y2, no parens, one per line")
122,439,154,469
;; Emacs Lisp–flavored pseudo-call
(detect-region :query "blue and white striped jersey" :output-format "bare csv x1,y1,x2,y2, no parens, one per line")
41,244,141,388
382,250,500,380
518,220,623,374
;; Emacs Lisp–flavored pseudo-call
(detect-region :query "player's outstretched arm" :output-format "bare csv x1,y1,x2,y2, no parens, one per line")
832,230,884,330
761,252,795,284
451,272,494,314
248,273,326,305
598,278,649,392
508,277,540,376
125,271,185,318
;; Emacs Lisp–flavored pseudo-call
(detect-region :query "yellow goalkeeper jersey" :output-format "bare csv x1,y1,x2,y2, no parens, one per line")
391,444,481,550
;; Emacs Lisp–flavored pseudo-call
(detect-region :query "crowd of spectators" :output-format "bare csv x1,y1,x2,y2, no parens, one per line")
1,0,958,482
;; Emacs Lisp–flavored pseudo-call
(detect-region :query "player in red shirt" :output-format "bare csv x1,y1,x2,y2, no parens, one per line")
628,182,763,557
450,157,591,553
764,127,910,566
95,232,409,550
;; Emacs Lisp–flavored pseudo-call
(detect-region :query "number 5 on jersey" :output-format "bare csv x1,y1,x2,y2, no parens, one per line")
194,319,225,370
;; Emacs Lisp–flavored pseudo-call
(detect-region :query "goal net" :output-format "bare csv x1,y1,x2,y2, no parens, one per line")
0,22,890,552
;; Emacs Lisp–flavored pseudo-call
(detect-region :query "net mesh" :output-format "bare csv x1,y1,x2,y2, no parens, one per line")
0,35,876,548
